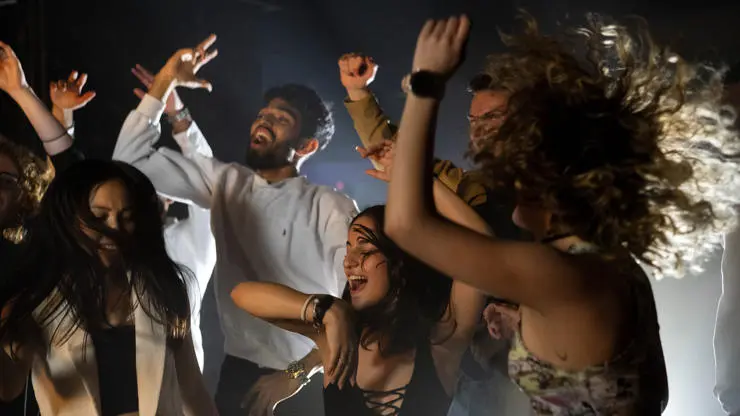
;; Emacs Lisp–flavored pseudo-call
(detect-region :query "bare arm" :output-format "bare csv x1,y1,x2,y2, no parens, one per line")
230,282,322,341
385,17,583,311
431,179,488,348
230,282,357,387
174,332,218,416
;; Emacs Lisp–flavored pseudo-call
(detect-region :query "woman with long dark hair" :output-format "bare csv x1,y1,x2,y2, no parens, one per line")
385,14,740,414
231,198,488,415
0,159,216,415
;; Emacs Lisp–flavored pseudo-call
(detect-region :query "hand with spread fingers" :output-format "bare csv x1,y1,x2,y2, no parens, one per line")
158,34,219,91
412,15,470,79
338,53,378,101
356,139,394,182
50,71,96,112
0,41,29,94
242,372,303,416
132,64,183,115
322,300,357,390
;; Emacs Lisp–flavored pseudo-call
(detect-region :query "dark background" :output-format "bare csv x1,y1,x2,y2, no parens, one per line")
1,1,738,414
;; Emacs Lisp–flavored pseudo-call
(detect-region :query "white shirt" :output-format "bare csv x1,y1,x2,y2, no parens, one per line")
163,127,217,372
714,228,740,415
113,95,357,369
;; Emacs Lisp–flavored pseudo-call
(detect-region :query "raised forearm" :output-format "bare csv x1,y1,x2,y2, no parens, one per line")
8,88,72,155
386,95,440,235
346,87,371,102
432,178,492,237
51,106,74,130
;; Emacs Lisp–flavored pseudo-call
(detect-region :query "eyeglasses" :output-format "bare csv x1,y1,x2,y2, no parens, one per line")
467,110,506,125
0,171,20,190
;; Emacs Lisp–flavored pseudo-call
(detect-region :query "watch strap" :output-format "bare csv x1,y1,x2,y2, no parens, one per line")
166,107,191,124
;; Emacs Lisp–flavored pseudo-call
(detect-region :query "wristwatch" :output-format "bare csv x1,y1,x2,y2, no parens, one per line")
166,107,191,124
285,361,310,386
401,70,447,99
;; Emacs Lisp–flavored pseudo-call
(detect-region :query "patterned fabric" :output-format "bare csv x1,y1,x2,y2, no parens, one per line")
507,260,665,415
509,332,643,415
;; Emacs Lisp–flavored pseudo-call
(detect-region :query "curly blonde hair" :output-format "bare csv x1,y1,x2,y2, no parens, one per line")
0,136,54,244
473,13,740,279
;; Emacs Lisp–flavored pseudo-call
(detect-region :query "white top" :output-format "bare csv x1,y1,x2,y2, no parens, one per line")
30,291,185,416
113,95,358,369
163,126,217,372
714,228,740,415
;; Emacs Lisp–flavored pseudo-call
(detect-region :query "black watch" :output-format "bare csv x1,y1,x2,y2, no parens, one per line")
312,295,336,330
402,70,446,99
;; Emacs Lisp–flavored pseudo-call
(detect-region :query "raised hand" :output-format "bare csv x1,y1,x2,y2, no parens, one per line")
0,41,29,94
356,139,394,182
412,15,470,79
159,34,219,91
322,300,357,390
50,71,96,111
132,64,183,115
338,53,378,93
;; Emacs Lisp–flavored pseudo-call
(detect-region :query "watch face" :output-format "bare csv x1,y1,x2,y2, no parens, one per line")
410,71,444,98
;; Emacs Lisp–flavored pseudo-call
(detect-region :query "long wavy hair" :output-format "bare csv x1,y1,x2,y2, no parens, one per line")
342,205,453,357
0,160,191,355
471,13,740,278
0,136,54,243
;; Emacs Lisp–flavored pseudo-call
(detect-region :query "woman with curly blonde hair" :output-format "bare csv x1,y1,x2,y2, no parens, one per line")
384,13,740,415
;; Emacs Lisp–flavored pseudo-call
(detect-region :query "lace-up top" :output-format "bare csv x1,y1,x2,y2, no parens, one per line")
323,340,450,416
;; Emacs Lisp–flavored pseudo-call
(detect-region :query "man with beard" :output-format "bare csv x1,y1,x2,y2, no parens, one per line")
114,35,357,416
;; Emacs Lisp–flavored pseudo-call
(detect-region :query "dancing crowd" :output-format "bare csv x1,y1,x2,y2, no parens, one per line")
1,11,740,416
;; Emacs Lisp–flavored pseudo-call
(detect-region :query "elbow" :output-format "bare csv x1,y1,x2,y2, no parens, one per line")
384,216,419,251
230,284,248,310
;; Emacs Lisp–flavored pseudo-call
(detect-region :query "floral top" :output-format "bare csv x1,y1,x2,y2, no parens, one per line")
508,262,667,415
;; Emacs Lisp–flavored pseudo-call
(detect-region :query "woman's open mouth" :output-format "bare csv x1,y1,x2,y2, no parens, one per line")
348,275,368,295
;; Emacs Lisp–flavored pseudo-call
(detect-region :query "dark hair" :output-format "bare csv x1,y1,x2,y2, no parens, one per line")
342,205,452,357
0,160,191,354
467,73,498,93
263,84,334,150
473,13,740,278
0,136,54,243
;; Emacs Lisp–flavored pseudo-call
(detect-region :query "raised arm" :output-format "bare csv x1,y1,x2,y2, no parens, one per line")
714,227,740,415
45,70,96,172
360,139,488,351
113,35,223,208
385,17,581,310
339,53,466,192
0,42,72,156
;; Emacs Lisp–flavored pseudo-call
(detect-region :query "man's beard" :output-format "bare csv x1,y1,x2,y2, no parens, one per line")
244,139,296,171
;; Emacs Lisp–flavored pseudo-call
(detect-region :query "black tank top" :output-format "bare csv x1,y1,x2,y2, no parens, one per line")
323,340,450,416
90,325,139,416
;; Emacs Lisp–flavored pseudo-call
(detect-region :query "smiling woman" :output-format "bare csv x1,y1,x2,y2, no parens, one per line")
0,159,216,415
